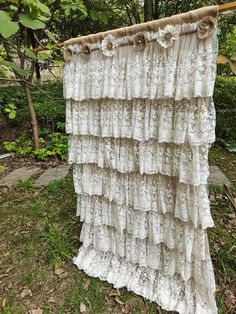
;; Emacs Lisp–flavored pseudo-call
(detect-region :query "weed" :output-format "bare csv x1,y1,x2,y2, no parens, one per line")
44,224,74,266
16,179,36,192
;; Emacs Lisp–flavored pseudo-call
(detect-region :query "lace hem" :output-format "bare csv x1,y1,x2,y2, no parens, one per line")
73,164,213,228
63,29,218,102
80,220,210,261
68,135,210,185
73,245,217,314
65,97,216,146
77,194,213,231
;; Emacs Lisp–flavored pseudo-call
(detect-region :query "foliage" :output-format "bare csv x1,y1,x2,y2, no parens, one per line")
4,103,17,119
34,132,68,160
0,165,7,171
3,132,33,156
214,76,236,145
0,82,64,127
0,10,19,38
3,131,68,160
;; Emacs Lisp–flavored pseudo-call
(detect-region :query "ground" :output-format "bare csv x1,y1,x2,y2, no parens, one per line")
0,146,235,314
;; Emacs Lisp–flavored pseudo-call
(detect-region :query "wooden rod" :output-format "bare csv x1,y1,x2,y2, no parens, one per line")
32,2,236,53
218,1,236,12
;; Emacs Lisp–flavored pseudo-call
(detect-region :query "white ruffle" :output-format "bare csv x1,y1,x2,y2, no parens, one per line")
63,29,218,101
68,135,210,185
80,219,210,261
73,164,213,229
77,194,212,232
73,245,217,314
79,222,215,289
65,97,216,146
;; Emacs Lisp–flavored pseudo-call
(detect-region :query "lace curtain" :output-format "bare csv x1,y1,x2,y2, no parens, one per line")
63,6,219,314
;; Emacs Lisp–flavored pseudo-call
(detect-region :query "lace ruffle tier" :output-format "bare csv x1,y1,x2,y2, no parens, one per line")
64,9,218,314
68,135,210,185
73,245,217,314
66,98,216,146
63,28,218,102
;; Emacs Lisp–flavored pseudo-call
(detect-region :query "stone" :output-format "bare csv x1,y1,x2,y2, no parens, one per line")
35,164,69,187
208,165,231,188
0,153,13,159
0,166,41,187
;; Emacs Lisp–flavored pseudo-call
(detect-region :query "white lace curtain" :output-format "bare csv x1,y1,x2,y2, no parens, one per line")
63,6,219,314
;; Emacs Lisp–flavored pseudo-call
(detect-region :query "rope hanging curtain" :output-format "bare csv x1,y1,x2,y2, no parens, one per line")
63,5,221,314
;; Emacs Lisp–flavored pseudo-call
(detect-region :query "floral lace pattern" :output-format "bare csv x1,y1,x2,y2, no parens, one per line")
77,194,213,232
73,246,217,314
63,28,218,102
73,164,213,229
64,15,218,314
66,98,216,145
68,135,210,185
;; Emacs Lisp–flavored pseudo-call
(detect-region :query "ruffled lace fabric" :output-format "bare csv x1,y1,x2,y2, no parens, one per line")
64,11,218,314
65,97,216,146
68,135,210,185
63,25,218,102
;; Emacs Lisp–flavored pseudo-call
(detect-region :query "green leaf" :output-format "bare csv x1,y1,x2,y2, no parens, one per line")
0,60,31,78
9,112,16,119
22,0,50,16
90,10,108,25
0,10,19,38
19,14,45,29
0,165,7,171
61,0,87,17
78,3,87,17
90,10,98,21
9,104,17,109
99,12,108,25
34,1,50,16
23,47,37,59
45,30,57,42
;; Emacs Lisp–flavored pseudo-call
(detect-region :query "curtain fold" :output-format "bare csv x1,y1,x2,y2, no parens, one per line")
63,6,218,313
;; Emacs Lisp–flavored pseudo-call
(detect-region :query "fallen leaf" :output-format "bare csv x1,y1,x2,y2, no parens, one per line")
121,303,130,313
115,296,124,305
1,298,6,308
54,268,64,277
29,308,43,314
83,279,90,291
228,213,236,220
109,287,121,297
225,290,236,309
80,302,87,313
21,287,33,298
209,194,216,202
216,239,225,246
48,296,56,303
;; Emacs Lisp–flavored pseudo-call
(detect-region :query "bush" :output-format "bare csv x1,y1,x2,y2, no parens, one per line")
3,131,68,160
0,81,64,129
214,75,236,145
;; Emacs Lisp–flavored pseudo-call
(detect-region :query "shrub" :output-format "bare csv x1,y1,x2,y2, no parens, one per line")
0,81,64,129
3,131,68,160
214,75,236,145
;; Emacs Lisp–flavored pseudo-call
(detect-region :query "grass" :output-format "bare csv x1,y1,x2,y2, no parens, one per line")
0,147,235,313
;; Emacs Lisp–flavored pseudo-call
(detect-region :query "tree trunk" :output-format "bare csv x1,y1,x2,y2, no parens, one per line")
28,29,41,84
144,0,153,22
24,82,39,149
